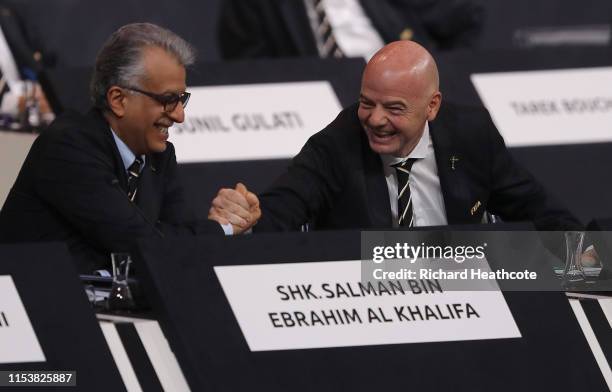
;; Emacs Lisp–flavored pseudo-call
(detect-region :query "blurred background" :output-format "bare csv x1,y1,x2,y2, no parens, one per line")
2,0,610,66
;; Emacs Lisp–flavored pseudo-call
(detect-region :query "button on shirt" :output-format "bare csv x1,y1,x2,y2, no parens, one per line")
381,122,448,227
110,129,233,235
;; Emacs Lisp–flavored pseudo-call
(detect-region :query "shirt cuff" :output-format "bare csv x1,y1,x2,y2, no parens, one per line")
221,223,234,235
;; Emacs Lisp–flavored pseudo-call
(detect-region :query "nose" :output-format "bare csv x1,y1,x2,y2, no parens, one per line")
368,105,387,128
167,102,185,123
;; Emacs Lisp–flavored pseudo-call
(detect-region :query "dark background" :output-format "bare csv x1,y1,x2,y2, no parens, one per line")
4,0,612,67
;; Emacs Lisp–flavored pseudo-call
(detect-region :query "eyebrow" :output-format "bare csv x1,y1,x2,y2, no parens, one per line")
359,94,406,107
159,87,187,95
383,100,406,107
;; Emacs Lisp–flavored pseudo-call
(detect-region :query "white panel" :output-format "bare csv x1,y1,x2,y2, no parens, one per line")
99,322,143,392
134,321,190,392
169,81,342,162
215,260,521,351
569,299,612,390
471,67,612,146
0,275,45,363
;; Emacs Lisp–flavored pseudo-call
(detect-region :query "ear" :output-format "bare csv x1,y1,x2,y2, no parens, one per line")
106,86,127,117
426,91,442,121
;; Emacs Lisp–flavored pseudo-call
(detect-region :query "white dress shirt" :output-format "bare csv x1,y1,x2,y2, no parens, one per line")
380,122,448,227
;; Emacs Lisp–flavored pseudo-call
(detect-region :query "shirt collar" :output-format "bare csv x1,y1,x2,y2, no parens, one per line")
381,121,430,167
110,128,145,171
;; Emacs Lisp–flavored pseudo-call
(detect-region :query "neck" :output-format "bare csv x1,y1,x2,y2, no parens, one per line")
104,111,140,155
395,123,426,158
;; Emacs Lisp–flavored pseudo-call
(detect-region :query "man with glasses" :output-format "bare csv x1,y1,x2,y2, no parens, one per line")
0,23,261,273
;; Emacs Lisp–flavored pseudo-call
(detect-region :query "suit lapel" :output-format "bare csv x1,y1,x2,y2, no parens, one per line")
361,132,392,227
135,155,163,224
430,114,480,225
86,109,128,190
278,0,318,55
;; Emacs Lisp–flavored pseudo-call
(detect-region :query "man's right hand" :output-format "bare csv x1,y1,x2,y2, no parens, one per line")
208,183,261,234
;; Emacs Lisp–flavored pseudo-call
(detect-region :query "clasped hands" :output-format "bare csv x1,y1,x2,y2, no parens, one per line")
208,183,261,234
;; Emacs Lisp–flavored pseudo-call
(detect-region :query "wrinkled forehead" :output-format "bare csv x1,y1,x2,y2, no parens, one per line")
361,65,430,101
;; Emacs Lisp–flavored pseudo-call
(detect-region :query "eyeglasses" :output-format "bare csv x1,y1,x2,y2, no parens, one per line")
123,86,191,112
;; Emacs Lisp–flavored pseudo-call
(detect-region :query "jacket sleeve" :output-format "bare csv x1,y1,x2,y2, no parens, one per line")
156,143,224,236
256,133,345,231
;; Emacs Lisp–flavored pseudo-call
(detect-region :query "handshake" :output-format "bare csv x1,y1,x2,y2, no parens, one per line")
208,183,261,234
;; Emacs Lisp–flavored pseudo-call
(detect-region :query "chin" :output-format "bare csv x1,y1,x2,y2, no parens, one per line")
148,142,167,154
367,139,399,156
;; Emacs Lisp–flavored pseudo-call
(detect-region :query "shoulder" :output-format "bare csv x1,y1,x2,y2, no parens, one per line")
436,101,492,125
150,141,178,174
283,103,364,174
34,109,116,167
41,109,108,144
434,101,497,140
309,103,363,150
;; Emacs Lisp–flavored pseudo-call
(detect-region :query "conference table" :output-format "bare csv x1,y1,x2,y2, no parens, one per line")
99,229,612,390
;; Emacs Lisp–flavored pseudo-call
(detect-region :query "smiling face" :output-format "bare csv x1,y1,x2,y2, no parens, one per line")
107,46,187,155
358,41,441,157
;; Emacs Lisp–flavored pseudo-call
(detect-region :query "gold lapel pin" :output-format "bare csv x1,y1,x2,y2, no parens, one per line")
450,155,459,170
399,28,414,41
470,201,482,216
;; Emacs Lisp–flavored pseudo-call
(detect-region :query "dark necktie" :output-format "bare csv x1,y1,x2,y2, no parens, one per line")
0,67,8,105
126,157,143,202
312,0,344,58
392,158,418,227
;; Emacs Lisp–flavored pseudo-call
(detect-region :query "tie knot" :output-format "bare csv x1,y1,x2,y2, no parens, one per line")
127,157,143,177
392,158,418,172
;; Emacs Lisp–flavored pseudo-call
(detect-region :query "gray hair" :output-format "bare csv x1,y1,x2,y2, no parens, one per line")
90,23,196,109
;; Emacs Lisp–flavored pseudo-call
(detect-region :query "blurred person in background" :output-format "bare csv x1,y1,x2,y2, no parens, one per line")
218,0,483,60
0,3,53,130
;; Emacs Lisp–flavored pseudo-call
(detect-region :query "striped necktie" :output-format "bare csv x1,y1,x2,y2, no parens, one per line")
0,67,8,105
126,157,143,202
312,0,344,58
393,158,418,227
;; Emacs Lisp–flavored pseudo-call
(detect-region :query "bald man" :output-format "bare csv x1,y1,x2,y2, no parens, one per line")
214,41,579,231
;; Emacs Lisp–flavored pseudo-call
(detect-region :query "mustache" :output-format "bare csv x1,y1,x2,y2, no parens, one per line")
156,122,174,128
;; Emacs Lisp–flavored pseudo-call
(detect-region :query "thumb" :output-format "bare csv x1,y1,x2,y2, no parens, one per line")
235,182,247,196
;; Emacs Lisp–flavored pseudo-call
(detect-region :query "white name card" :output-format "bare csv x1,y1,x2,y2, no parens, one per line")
471,67,612,146
0,276,45,363
170,81,342,162
214,260,521,351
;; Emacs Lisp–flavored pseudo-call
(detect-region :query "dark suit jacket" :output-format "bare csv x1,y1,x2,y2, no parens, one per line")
218,0,483,59
0,109,223,272
256,102,581,231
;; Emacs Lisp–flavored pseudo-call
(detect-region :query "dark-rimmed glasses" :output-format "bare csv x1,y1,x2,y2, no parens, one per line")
123,86,191,112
